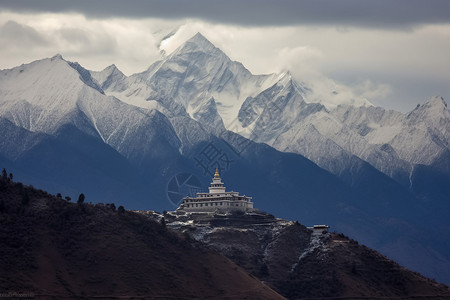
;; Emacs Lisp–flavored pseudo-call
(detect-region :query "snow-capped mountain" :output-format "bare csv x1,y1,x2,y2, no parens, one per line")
92,33,449,192
1,32,448,214
0,49,360,211
0,54,188,164
91,33,277,133
262,95,449,190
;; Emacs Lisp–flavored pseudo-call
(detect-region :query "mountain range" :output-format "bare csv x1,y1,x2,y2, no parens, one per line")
0,33,449,285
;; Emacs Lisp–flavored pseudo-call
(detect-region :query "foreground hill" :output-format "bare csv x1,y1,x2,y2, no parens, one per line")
160,210,450,299
0,175,283,299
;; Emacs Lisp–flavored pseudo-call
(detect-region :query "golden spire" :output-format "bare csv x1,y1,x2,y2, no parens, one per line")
214,167,220,178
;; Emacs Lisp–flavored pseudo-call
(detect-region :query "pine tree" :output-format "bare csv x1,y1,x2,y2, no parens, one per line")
1,168,7,181
77,193,85,204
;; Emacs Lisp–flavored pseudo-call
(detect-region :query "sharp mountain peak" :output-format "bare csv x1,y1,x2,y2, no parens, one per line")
422,95,447,109
187,32,213,46
177,32,223,55
411,96,449,118
104,64,118,70
51,53,64,61
276,71,294,85
102,64,125,76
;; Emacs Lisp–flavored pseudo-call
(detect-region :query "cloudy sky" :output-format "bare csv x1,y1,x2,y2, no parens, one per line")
0,0,449,111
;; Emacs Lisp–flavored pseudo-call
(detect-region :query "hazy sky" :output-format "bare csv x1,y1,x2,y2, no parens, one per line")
0,0,449,111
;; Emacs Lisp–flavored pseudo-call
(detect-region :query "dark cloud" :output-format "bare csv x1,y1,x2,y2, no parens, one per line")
1,0,449,29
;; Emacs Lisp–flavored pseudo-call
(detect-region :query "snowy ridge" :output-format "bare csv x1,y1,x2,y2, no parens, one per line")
94,32,447,184
97,33,278,131
0,54,184,163
0,55,94,133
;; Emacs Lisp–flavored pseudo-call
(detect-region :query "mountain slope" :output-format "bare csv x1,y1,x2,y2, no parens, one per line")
0,178,284,299
162,211,450,299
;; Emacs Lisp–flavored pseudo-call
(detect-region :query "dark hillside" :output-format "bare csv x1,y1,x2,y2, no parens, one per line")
0,173,284,299
283,232,450,299
163,211,450,300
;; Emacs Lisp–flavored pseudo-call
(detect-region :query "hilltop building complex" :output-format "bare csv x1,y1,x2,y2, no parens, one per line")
177,169,254,212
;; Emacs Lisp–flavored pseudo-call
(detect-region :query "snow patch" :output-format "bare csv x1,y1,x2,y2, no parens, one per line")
290,234,327,273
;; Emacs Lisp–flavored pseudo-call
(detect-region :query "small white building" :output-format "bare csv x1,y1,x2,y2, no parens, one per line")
308,225,330,234
177,169,254,212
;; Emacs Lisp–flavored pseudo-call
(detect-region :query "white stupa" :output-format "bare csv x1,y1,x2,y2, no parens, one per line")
177,168,254,212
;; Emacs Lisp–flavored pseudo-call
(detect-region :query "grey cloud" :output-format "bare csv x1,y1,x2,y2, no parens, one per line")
58,28,91,45
0,0,449,29
0,20,48,48
57,27,118,55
